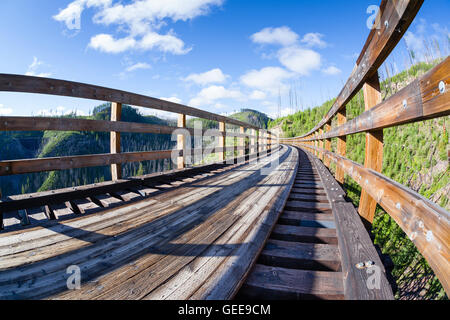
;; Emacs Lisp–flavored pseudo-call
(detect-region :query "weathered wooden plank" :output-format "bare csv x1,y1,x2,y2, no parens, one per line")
271,225,338,245
359,72,383,224
110,102,122,181
0,75,266,131
310,150,394,300
289,57,450,142
0,116,188,135
177,114,186,169
296,0,424,139
239,265,344,300
299,145,450,295
0,150,175,176
336,109,347,184
259,240,341,271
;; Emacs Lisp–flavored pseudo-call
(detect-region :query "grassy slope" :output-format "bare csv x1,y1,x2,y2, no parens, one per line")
269,60,449,300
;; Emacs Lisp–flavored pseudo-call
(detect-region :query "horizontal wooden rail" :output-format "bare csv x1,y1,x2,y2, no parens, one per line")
277,0,450,296
0,116,187,135
298,0,424,139
0,150,177,176
284,58,450,142
297,143,450,294
0,74,271,132
0,116,260,139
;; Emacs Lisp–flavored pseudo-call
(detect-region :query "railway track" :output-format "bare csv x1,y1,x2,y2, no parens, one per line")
237,149,346,300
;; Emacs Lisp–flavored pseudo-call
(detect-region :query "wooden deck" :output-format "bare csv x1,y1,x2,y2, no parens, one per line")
236,148,393,300
0,146,298,300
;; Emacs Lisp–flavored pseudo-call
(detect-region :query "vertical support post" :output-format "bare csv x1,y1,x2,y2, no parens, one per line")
219,121,226,162
177,114,186,169
258,130,262,153
110,102,122,181
251,129,256,155
358,72,383,225
239,126,245,158
319,128,324,160
315,133,319,157
336,109,347,184
324,122,331,167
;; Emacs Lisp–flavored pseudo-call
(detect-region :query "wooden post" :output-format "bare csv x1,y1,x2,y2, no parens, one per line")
319,128,324,160
251,129,256,155
336,109,347,184
258,130,262,153
219,121,226,162
358,72,383,224
177,114,186,169
239,126,245,157
324,122,331,167
315,133,319,157
110,102,122,181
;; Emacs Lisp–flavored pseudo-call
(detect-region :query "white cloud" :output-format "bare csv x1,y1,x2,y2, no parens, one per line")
160,96,182,104
301,33,327,48
251,26,299,47
0,104,13,116
278,46,321,76
240,67,293,95
139,31,191,54
189,85,242,107
183,68,229,86
53,0,112,31
125,62,151,72
322,66,342,75
249,90,267,100
55,0,223,55
89,34,137,53
25,57,52,77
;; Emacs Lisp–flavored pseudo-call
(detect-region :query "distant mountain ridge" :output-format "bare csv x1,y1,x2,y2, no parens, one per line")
0,105,272,197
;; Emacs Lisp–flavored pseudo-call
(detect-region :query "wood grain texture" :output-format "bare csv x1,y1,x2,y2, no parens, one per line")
177,114,186,169
282,57,450,143
0,146,297,300
294,0,424,139
0,74,266,131
309,150,393,300
0,150,176,176
110,102,122,181
359,72,383,224
336,109,347,184
297,144,450,296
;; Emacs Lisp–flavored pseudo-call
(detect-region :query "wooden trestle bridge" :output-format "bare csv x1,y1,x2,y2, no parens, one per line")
0,0,448,300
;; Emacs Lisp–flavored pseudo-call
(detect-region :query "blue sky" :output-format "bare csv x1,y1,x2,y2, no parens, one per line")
0,0,449,119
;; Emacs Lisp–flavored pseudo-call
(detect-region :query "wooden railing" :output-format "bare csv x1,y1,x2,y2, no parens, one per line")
0,74,277,212
280,0,450,295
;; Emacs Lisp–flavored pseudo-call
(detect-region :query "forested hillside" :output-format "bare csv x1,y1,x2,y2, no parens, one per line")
187,109,271,130
0,105,176,197
0,106,270,198
269,60,449,300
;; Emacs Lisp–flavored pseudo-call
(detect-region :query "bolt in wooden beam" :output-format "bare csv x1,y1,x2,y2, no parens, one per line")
336,109,347,184
110,102,122,181
358,72,383,225
177,114,186,169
